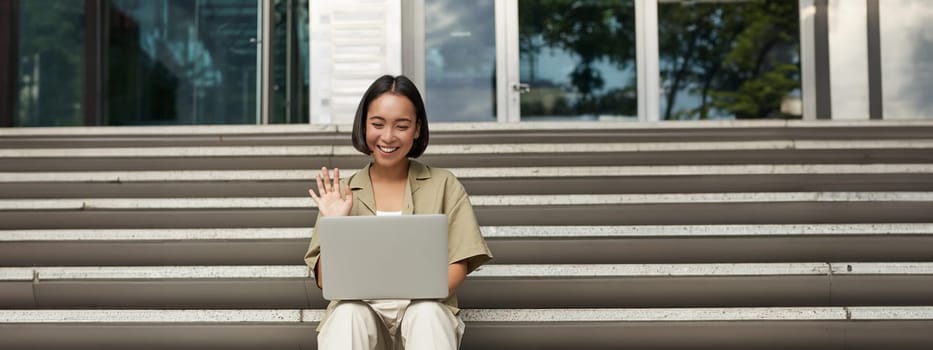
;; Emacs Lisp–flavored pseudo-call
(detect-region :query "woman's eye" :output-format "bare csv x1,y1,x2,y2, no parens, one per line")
371,123,384,128
397,126,409,131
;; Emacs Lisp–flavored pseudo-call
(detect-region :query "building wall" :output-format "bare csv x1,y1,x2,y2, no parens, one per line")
0,0,930,127
309,0,401,124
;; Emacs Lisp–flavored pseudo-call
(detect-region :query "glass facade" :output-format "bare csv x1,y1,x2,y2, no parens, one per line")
108,0,259,125
423,0,497,122
3,0,309,127
2,1,931,126
879,0,933,119
271,0,309,124
519,0,637,121
657,0,801,120
15,0,85,126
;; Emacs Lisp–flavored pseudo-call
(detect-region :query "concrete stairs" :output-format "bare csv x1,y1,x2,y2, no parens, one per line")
2,120,933,349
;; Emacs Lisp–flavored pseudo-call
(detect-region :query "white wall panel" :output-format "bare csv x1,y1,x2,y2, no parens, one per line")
310,0,402,124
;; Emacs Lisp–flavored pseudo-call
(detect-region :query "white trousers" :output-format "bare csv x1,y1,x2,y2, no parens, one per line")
317,300,464,350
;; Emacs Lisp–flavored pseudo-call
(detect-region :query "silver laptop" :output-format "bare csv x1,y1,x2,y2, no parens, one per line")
317,214,448,301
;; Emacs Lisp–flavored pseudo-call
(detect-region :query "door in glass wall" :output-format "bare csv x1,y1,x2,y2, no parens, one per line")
518,0,637,121
657,0,801,120
15,0,86,126
108,0,260,125
424,0,497,122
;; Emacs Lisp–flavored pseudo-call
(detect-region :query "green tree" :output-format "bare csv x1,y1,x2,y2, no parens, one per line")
519,0,637,117
659,0,800,120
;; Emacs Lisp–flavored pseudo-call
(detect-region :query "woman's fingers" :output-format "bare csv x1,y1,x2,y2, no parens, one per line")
333,168,341,199
310,166,353,217
321,167,332,193
315,172,326,196
311,166,352,215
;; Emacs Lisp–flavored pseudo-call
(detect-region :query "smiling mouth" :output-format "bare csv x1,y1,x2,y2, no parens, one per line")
378,145,399,154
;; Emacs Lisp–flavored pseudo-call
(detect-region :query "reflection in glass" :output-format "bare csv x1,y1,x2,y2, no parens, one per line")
271,0,310,124
879,1,933,119
108,0,259,125
16,0,85,126
658,1,800,120
519,0,637,121
424,0,497,122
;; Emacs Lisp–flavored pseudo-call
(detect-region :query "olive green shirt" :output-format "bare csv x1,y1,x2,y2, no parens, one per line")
304,159,493,330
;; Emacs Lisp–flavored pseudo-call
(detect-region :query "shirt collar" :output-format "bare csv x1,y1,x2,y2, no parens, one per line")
348,159,432,215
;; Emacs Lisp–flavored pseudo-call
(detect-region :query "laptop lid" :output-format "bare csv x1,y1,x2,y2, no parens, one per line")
318,214,448,300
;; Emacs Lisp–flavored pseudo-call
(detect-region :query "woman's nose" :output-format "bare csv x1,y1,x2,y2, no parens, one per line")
380,131,396,142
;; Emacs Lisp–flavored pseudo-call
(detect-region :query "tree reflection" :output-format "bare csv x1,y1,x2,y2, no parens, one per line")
520,0,637,119
660,0,800,119
519,0,800,120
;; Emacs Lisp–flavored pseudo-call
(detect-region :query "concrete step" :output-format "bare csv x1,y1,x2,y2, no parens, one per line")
3,224,933,266
3,140,933,171
1,192,931,229
3,121,930,349
3,121,932,148
1,307,932,349
1,263,931,309
2,164,932,198
485,224,933,264
462,307,933,350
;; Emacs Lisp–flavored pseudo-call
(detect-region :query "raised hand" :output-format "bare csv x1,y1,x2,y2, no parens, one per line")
308,167,353,217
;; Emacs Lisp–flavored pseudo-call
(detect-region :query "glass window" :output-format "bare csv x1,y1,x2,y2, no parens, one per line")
424,0,497,122
657,0,801,120
107,0,260,125
16,0,85,126
271,0,310,124
519,0,637,121
879,1,933,119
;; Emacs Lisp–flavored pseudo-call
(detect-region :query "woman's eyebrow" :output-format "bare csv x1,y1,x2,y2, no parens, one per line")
367,116,412,123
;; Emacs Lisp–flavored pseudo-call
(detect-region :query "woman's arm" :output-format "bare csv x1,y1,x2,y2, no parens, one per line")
443,171,493,297
315,261,323,289
307,166,353,289
447,260,468,298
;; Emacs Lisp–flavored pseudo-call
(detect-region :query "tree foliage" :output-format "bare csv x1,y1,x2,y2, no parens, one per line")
519,0,637,118
520,0,800,119
660,0,800,119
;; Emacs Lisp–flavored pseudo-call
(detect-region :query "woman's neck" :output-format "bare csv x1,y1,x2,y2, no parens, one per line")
369,159,410,182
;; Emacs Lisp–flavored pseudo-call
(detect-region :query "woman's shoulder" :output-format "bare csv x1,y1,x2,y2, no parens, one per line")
412,160,458,181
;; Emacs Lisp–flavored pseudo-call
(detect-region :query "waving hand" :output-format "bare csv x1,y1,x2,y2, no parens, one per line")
308,167,353,217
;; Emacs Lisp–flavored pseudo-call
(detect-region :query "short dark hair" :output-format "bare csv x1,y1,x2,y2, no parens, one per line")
351,75,430,158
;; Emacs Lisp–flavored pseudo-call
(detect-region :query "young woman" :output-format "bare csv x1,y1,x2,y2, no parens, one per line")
304,75,492,350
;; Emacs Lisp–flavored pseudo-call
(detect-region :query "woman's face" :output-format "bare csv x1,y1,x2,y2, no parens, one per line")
365,93,420,169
